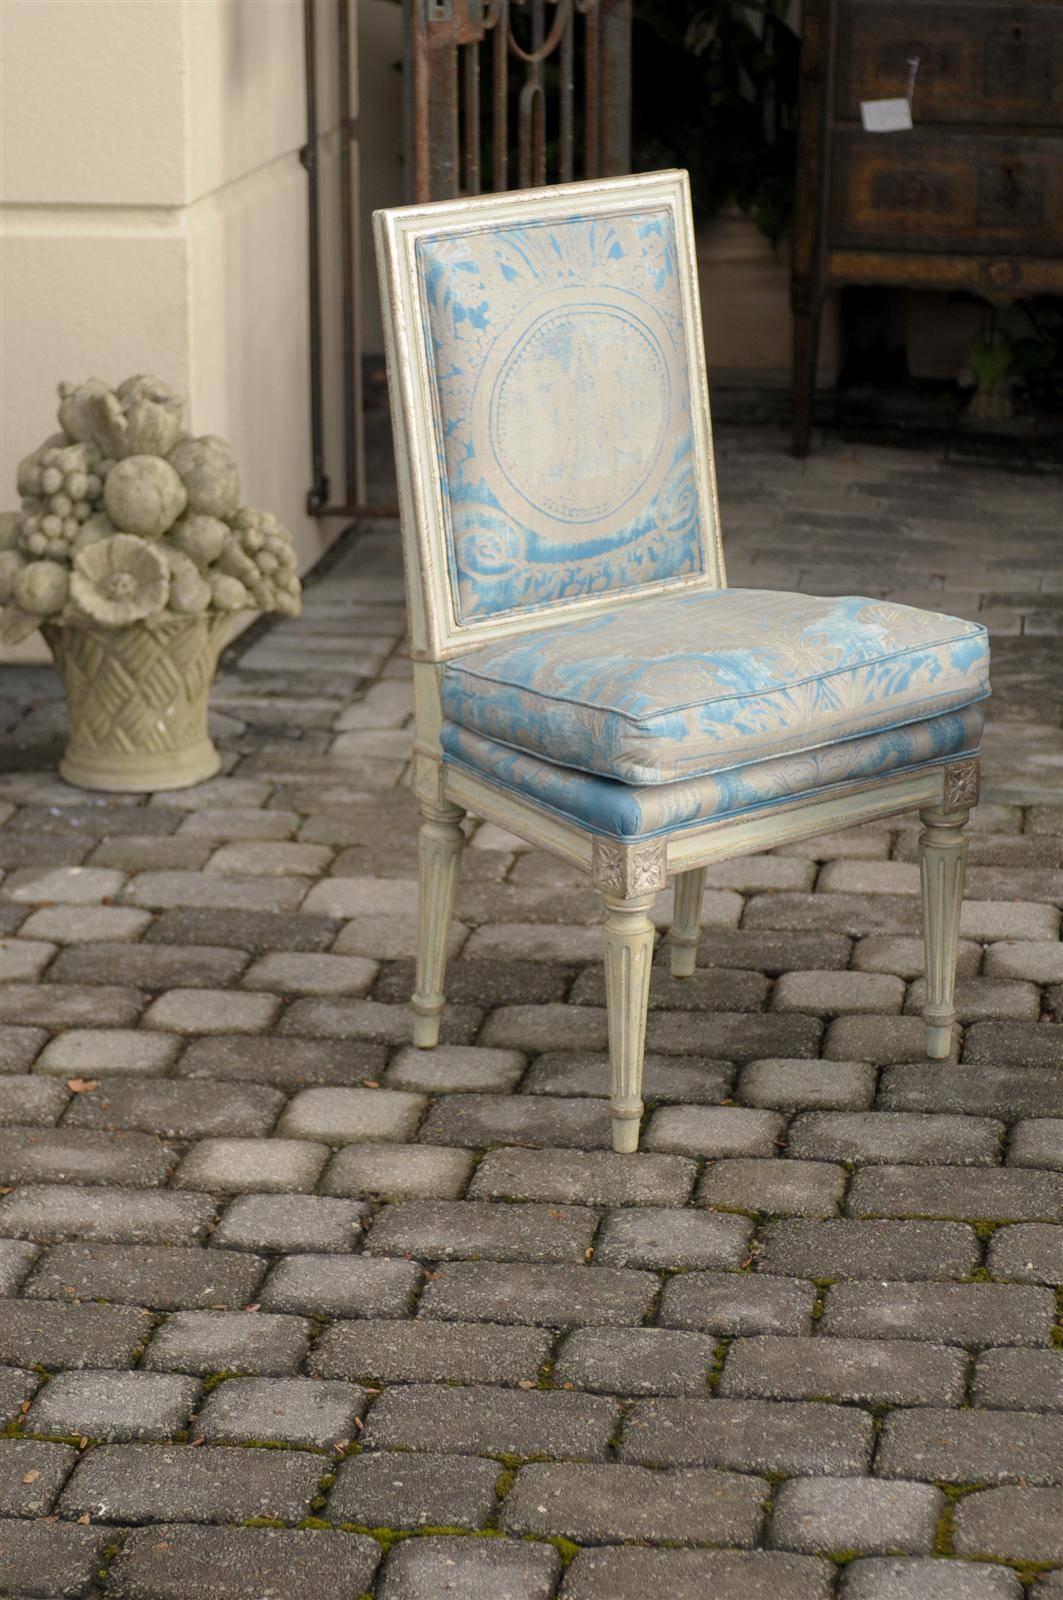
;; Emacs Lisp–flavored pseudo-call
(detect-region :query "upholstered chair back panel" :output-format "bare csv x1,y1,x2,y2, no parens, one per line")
375,173,723,659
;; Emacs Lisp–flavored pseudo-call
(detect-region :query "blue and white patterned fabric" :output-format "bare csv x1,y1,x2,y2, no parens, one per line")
416,208,707,623
441,589,989,785
442,705,984,840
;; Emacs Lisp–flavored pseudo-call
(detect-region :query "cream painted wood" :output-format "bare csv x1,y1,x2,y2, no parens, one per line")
412,799,467,1049
670,868,708,978
373,170,725,663
374,172,984,1152
919,805,971,1059
602,891,657,1153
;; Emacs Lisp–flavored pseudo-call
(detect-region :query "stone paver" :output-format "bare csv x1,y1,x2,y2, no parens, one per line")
0,1127,176,1188
418,1259,657,1327
376,1537,557,1600
561,1548,836,1600
697,1157,846,1216
501,1460,768,1544
0,1438,78,1517
755,1219,980,1280
952,1485,1063,1563
258,1252,420,1318
308,1317,550,1385
0,1519,112,1599
0,1299,154,1370
58,1441,323,1524
770,1476,944,1555
594,1205,751,1268
841,1559,1023,1599
24,1370,200,1442
140,1310,311,1376
0,1183,215,1245
22,1241,266,1310
619,1395,873,1476
210,1192,367,1253
971,1347,1063,1410
661,1269,816,1335
172,1137,330,1194
718,1334,966,1406
820,1280,1056,1346
877,1407,1063,1484
276,1085,426,1144
364,1198,598,1263
364,1383,620,1459
1,431,1060,1595
194,1375,366,1448
106,1524,380,1600
322,1141,476,1199
555,1326,718,1396
35,1027,180,1077
327,1450,500,1529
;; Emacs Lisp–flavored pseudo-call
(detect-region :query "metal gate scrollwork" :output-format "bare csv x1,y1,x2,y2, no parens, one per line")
406,0,632,203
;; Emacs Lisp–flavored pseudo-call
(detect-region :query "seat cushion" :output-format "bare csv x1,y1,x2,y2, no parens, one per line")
441,588,989,785
441,704,984,840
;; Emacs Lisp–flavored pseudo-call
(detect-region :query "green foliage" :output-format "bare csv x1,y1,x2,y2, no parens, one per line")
631,0,800,242
966,338,1013,392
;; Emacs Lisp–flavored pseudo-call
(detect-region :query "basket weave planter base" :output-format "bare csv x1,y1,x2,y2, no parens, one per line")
44,615,231,794
57,737,221,793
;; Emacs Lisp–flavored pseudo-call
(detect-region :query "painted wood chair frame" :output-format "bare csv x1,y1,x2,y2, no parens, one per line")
374,170,979,1154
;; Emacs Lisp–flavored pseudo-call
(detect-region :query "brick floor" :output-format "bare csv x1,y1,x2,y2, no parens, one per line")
1,428,1060,1594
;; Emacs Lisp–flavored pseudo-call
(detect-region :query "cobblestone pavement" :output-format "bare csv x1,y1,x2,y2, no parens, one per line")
1,426,1061,1600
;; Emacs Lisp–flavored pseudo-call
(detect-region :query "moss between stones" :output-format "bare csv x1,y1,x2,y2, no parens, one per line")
933,1505,956,1557
338,1524,507,1554
201,1370,243,1393
707,1338,730,1393
529,1534,580,1567
493,1466,517,1501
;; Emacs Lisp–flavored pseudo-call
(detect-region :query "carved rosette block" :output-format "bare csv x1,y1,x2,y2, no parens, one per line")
43,615,230,792
592,837,668,898
919,802,971,1059
412,799,466,1048
670,866,707,978
943,757,981,813
602,890,656,1153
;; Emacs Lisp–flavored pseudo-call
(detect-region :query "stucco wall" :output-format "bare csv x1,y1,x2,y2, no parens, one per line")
1,0,353,660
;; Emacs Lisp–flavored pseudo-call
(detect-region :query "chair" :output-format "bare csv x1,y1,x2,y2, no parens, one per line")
373,171,989,1154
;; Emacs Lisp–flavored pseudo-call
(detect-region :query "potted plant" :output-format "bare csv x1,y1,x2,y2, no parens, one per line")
0,376,301,792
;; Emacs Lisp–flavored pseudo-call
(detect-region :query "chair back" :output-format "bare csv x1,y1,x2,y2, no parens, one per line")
374,170,725,661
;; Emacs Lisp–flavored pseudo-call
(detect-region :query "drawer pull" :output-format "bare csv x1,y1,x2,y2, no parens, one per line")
985,260,1021,287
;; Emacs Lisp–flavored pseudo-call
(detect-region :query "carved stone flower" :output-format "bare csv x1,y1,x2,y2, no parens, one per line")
70,534,170,626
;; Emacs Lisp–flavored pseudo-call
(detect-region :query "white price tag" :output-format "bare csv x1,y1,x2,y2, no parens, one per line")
860,97,914,132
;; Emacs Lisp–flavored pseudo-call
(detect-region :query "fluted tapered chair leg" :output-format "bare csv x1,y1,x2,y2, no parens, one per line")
602,890,656,1153
919,804,970,1059
670,866,707,977
412,799,466,1048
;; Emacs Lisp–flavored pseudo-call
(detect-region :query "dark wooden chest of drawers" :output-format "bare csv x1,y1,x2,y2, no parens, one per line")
791,0,1063,454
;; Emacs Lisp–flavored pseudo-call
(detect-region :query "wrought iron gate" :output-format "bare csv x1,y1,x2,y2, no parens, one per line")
406,0,632,202
304,0,632,519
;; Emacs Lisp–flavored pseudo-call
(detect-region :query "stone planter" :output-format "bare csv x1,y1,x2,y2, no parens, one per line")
696,211,841,384
43,613,232,792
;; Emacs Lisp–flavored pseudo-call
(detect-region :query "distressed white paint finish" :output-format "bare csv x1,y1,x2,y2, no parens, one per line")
670,867,707,978
375,172,983,1152
919,803,971,1059
373,170,724,662
602,891,657,1153
413,799,467,1049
